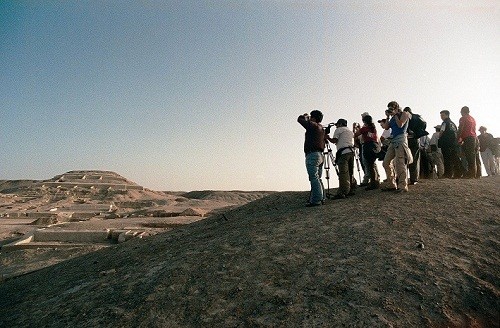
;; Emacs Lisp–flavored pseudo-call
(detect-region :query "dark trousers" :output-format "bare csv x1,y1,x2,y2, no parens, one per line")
419,150,433,179
462,137,480,178
441,146,463,178
362,142,379,187
408,138,420,182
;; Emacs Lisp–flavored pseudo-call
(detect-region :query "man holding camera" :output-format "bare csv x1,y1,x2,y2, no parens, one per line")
381,101,413,192
326,119,355,199
298,110,326,207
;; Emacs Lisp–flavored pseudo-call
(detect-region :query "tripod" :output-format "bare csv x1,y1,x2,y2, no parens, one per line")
323,142,339,199
353,147,362,183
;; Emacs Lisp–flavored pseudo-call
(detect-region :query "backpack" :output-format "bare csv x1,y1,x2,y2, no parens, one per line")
408,113,428,138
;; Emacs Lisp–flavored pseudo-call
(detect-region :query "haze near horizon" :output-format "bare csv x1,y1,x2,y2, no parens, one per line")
1,1,499,191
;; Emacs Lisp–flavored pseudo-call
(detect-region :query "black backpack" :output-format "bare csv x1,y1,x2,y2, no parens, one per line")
408,113,428,138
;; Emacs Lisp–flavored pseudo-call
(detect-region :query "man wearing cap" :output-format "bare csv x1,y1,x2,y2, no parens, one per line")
477,126,497,176
298,110,326,207
381,101,413,192
429,125,444,177
457,106,481,178
326,119,355,199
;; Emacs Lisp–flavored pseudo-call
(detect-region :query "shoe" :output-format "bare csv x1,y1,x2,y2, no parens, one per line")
359,183,369,187
395,188,408,193
381,187,397,192
331,194,346,200
409,181,418,185
365,185,379,191
306,202,322,207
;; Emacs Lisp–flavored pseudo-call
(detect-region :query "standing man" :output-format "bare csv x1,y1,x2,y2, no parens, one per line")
457,106,481,178
326,119,355,199
429,125,445,178
439,110,463,178
298,110,326,207
477,126,497,176
381,101,413,192
403,107,428,184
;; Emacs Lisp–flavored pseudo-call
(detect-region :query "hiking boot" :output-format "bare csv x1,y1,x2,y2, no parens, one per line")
306,202,322,207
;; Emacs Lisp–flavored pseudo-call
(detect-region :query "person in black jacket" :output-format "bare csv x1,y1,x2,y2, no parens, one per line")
403,107,428,184
438,110,463,178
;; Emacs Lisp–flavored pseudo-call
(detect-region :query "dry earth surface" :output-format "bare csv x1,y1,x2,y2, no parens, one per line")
0,177,499,327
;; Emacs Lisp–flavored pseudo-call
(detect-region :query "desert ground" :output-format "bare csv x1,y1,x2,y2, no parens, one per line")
0,173,499,327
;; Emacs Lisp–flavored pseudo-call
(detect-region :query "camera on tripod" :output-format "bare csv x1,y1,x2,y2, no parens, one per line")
323,122,336,134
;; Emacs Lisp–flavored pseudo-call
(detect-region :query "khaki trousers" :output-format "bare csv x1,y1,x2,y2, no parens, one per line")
383,143,408,190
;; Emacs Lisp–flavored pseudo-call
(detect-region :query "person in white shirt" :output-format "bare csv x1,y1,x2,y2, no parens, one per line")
429,125,444,178
419,134,432,178
326,119,355,199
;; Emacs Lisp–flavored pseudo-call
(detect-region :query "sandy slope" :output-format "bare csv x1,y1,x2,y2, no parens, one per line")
0,177,499,327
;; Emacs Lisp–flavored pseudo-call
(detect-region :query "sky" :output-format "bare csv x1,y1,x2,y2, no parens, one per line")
1,0,499,191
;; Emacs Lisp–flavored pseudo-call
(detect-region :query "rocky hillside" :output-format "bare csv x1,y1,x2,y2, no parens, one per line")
0,177,499,327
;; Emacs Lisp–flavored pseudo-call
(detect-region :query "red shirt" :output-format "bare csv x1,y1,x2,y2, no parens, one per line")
359,126,378,143
458,114,476,140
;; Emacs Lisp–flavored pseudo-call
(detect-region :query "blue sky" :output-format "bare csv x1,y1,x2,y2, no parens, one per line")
1,1,499,191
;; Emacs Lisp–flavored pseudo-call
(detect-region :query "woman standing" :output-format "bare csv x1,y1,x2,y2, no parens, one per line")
354,115,380,190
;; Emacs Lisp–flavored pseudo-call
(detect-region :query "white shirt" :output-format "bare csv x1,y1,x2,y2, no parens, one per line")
429,132,440,146
419,135,430,150
332,126,354,154
381,128,391,139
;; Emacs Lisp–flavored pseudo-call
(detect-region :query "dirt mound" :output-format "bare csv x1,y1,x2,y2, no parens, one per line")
0,178,499,327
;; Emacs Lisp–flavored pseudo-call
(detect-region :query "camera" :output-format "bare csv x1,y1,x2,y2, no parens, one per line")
324,122,336,134
385,109,394,116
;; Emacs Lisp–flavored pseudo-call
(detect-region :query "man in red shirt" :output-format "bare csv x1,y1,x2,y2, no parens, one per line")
457,106,481,178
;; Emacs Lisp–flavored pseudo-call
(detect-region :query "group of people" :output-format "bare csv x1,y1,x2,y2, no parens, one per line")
298,102,499,207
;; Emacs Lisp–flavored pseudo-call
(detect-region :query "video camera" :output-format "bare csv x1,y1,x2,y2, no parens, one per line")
324,122,336,134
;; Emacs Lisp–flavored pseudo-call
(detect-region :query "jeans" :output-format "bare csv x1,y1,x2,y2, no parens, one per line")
362,142,379,187
306,151,324,204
